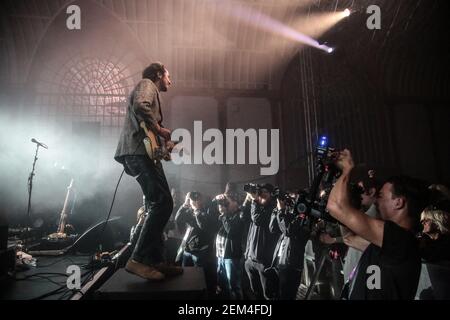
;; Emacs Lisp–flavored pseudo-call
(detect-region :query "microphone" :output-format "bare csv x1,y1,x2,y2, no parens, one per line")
31,138,48,149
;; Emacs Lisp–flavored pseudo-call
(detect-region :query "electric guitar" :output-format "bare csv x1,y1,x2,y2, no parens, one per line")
140,121,181,162
48,179,74,240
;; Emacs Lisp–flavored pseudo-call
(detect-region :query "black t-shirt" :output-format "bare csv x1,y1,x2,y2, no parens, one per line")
419,234,450,263
349,221,421,300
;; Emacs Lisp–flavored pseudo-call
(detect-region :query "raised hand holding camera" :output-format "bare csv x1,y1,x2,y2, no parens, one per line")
183,193,191,207
335,149,355,174
187,191,202,212
243,183,260,201
276,197,286,210
191,200,200,211
244,192,255,203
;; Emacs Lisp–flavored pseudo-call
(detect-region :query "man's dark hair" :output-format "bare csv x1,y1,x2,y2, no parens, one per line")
260,183,274,194
386,175,430,229
142,62,166,82
188,191,202,202
349,183,363,210
361,170,382,195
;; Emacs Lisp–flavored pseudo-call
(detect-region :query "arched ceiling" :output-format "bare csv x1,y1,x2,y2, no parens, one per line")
0,0,448,96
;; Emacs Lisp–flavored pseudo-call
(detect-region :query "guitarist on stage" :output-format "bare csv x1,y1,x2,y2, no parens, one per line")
114,62,182,281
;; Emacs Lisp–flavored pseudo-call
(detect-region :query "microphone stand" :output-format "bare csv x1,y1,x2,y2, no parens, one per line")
27,144,41,229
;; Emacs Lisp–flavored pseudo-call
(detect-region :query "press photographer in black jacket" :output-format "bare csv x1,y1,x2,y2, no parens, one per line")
269,194,311,300
215,194,245,300
242,183,279,300
175,191,217,296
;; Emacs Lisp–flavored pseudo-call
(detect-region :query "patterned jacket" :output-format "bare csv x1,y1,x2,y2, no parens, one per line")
114,79,163,163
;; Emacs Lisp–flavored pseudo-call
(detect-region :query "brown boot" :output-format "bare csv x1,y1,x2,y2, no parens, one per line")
154,262,184,277
125,259,165,281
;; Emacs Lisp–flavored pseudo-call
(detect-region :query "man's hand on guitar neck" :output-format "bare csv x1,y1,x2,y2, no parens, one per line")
157,125,172,141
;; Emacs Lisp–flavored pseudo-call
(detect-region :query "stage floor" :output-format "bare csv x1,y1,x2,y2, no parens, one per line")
95,266,207,300
1,254,96,300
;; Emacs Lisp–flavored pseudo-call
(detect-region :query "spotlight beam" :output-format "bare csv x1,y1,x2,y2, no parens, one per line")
216,1,337,53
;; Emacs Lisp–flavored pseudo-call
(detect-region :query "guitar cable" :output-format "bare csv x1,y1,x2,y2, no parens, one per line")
97,119,167,258
97,140,143,252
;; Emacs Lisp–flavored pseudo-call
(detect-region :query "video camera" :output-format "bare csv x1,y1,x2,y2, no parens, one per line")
293,136,341,224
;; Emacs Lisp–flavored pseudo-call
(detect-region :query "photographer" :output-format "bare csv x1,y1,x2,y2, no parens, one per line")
339,171,381,283
215,194,245,300
242,183,278,300
326,150,429,300
174,191,217,296
269,194,310,300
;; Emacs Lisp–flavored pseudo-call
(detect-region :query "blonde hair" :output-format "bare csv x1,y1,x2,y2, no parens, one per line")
421,207,450,235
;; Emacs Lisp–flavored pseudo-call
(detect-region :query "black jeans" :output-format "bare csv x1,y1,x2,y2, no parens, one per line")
278,265,302,300
123,156,173,266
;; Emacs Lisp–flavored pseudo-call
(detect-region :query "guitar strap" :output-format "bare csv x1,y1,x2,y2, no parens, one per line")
156,92,164,126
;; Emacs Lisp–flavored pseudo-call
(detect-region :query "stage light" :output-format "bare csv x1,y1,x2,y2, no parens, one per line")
343,9,351,17
217,0,345,54
327,47,334,53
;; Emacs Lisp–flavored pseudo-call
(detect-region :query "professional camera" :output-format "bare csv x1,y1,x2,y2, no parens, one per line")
243,183,262,194
292,136,341,224
272,187,297,208
295,189,337,223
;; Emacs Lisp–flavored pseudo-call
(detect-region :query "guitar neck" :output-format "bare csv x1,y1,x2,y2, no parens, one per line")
57,179,74,234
